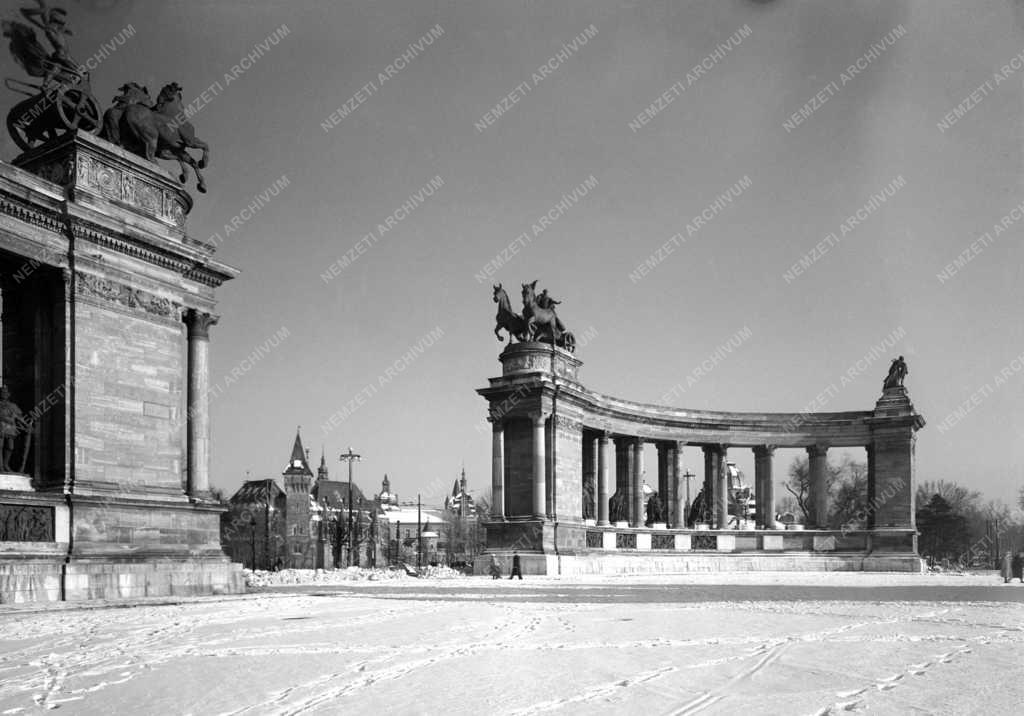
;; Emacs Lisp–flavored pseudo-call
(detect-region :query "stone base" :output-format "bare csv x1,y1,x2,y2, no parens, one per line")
1,492,247,603
62,558,245,601
474,551,925,576
0,473,33,491
0,561,63,603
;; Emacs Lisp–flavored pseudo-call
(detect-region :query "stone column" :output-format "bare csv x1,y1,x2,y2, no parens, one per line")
597,432,611,526
865,445,875,529
490,418,504,520
631,439,644,527
532,412,547,519
807,444,829,528
753,445,775,529
673,442,685,528
715,445,729,529
587,433,599,521
185,310,217,499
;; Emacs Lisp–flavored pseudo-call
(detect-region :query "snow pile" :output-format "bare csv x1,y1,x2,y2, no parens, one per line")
244,565,466,588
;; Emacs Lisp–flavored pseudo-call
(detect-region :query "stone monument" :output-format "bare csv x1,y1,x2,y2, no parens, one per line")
477,283,926,576
0,3,243,602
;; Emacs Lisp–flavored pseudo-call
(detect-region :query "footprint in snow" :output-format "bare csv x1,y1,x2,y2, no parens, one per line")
835,688,867,698
833,699,862,711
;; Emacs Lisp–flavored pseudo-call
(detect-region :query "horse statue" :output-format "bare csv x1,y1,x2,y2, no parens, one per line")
99,82,148,145
492,283,527,343
521,280,575,352
119,82,210,193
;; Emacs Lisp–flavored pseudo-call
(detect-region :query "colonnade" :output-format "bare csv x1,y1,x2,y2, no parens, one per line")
489,417,862,530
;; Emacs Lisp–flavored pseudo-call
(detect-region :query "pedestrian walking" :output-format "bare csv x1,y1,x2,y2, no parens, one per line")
509,550,522,580
1013,551,1024,583
489,553,501,579
1001,551,1014,583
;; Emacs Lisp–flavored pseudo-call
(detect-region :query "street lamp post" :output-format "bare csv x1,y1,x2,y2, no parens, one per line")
683,470,695,527
249,517,256,570
339,447,362,567
264,479,272,570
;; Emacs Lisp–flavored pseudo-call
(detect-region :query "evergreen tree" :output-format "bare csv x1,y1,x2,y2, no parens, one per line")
916,494,969,564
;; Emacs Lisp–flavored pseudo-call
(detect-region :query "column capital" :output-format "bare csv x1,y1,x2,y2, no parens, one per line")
488,416,504,428
807,444,829,457
597,430,612,442
753,444,777,458
185,309,219,339
528,410,549,424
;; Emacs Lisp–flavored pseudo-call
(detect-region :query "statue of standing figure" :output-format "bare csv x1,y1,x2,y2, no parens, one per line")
608,490,627,523
0,386,29,473
645,493,665,525
883,355,908,390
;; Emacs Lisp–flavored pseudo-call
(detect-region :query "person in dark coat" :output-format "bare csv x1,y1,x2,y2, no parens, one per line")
1001,551,1014,583
509,551,522,580
1012,551,1024,583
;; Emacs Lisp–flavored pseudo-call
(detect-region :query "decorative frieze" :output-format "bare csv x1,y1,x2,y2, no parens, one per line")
553,414,583,433
74,270,182,322
74,153,189,228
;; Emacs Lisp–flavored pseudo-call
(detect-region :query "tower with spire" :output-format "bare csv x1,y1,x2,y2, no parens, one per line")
282,427,315,567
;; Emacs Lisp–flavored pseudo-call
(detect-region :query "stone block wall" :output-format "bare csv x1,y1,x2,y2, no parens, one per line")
872,432,915,529
504,418,532,516
73,298,185,497
553,416,582,521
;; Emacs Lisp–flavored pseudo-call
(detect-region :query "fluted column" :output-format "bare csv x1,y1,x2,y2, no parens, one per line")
597,432,610,526
490,418,504,519
753,445,776,529
631,438,644,527
807,444,829,527
186,310,217,499
532,412,547,518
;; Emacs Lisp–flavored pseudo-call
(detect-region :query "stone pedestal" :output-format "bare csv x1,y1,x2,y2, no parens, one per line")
0,132,244,603
868,387,925,530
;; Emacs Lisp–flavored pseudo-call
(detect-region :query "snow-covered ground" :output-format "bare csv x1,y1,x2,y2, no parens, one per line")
1,572,1022,715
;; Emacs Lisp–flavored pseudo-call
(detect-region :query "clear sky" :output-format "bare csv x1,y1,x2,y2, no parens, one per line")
3,0,1021,509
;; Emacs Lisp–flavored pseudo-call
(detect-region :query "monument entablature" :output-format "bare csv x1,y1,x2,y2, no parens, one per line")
479,291,926,576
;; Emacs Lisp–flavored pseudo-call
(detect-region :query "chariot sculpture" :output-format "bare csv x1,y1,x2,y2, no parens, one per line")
2,3,101,149
3,2,211,192
491,280,576,353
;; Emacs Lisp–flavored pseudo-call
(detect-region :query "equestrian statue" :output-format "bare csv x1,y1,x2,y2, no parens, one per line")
491,281,576,353
520,280,575,353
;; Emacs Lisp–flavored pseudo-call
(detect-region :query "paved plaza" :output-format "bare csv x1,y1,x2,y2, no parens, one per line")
2,573,1022,715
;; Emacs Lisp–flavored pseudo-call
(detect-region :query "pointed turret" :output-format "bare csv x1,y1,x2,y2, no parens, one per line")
283,427,313,478
317,446,329,481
